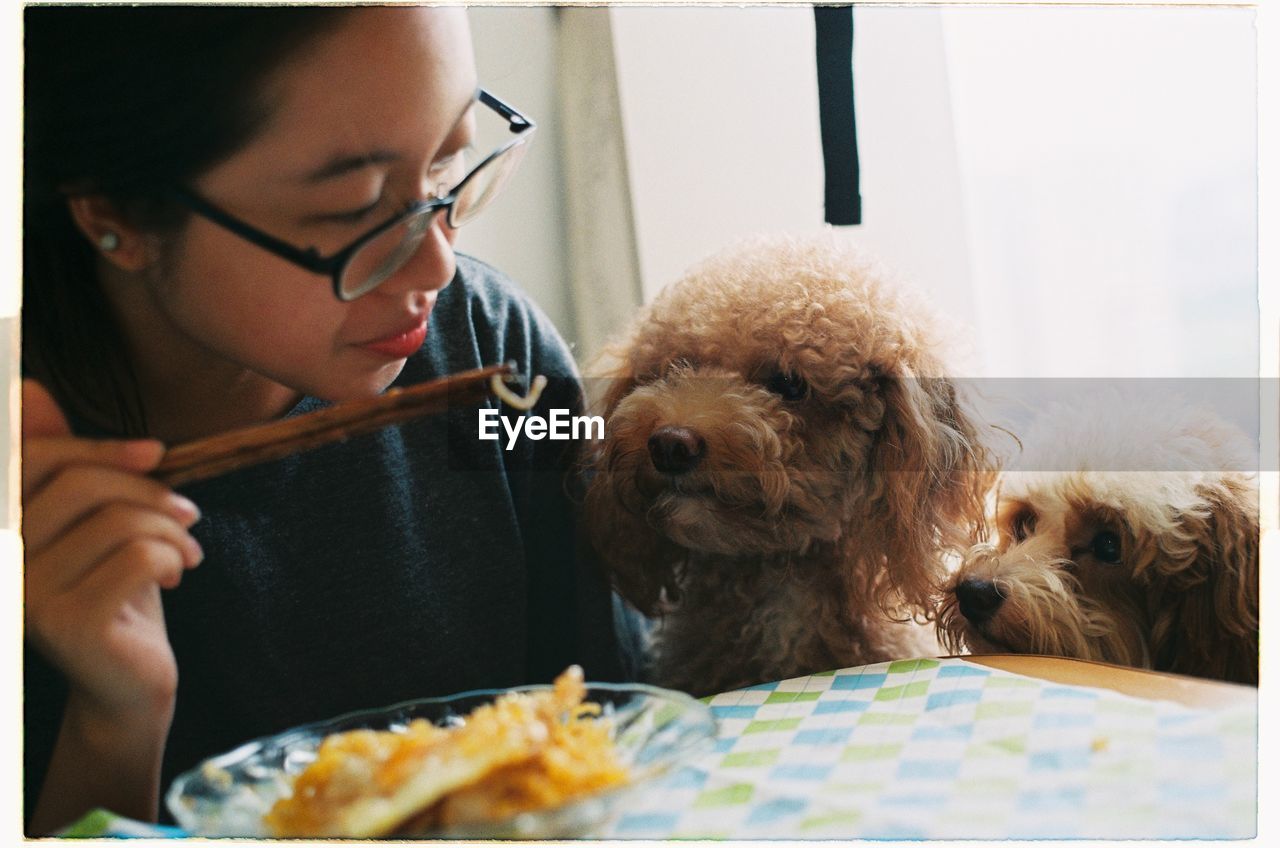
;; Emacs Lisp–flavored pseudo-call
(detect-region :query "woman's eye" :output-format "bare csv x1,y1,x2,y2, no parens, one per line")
1090,530,1123,564
1011,509,1036,542
766,371,808,401
320,198,383,225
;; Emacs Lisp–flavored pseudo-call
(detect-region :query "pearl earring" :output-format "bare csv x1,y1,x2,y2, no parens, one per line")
98,232,120,252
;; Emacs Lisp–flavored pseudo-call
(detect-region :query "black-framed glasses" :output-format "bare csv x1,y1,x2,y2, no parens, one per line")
172,89,535,301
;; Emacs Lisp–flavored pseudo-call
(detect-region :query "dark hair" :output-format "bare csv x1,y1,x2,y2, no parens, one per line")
23,6,351,435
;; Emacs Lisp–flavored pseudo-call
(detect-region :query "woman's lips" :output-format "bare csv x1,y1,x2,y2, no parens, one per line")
358,319,429,359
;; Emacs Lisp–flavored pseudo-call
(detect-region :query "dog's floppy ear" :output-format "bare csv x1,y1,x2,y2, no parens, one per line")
1147,475,1259,684
580,348,683,617
870,371,996,608
578,344,641,473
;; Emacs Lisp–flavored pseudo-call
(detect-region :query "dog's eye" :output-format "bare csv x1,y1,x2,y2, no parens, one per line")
1011,509,1036,542
766,371,809,401
1090,530,1123,564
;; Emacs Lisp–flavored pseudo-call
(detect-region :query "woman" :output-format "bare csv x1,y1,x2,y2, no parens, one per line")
23,6,630,832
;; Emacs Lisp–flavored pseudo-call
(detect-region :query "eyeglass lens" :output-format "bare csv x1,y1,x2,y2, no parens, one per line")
340,212,435,299
449,141,528,227
338,139,527,299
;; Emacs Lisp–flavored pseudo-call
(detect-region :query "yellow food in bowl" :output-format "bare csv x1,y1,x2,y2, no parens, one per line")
263,667,629,837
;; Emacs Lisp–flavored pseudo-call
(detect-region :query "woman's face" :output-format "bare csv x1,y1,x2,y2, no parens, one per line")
142,7,478,402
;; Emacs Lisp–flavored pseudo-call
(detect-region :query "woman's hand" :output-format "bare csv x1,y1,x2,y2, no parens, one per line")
23,379,207,831
23,378,204,718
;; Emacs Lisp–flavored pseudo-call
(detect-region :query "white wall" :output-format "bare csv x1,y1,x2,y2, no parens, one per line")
609,6,977,336
2,2,20,534
462,7,578,348
942,6,1257,379
610,7,826,300
468,6,982,360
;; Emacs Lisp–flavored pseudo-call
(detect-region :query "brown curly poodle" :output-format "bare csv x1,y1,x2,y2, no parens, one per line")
937,394,1259,685
583,234,994,696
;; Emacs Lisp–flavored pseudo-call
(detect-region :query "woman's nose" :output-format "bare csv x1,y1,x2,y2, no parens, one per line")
377,209,456,298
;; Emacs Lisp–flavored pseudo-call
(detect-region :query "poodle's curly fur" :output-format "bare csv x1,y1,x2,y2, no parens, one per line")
937,395,1259,685
583,234,994,696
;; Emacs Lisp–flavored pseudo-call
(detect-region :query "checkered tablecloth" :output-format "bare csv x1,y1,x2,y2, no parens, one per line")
60,657,1256,840
604,658,1256,840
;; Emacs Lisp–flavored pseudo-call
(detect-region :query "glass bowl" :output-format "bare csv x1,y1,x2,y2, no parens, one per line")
165,681,716,838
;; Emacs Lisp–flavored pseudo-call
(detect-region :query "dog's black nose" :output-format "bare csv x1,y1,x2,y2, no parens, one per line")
955,579,1004,624
648,426,706,474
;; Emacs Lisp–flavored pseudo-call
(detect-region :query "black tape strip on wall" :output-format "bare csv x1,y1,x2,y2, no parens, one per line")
814,5,861,225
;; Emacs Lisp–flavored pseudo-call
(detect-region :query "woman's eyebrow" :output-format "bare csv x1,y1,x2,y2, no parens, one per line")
295,97,478,186
301,149,402,184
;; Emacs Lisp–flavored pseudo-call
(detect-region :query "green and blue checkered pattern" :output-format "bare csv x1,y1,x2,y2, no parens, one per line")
604,658,1256,839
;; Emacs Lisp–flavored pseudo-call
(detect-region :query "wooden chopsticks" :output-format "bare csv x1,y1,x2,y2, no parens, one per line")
153,363,514,487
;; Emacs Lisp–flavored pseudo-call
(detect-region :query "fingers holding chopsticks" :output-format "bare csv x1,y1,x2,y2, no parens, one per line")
29,499,203,589
23,465,201,555
22,379,167,496
22,437,168,501
23,377,204,576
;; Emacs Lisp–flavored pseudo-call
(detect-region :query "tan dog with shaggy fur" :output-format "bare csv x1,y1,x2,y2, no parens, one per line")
937,396,1259,684
583,235,993,696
